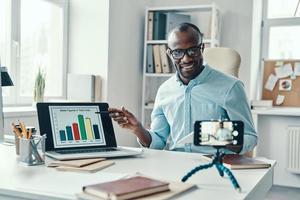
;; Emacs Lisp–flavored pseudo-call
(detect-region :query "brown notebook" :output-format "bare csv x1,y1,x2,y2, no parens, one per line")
47,158,106,168
82,176,170,200
77,181,196,200
202,154,271,169
55,160,114,173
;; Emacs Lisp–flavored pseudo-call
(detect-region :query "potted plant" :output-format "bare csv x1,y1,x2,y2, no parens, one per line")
34,68,46,103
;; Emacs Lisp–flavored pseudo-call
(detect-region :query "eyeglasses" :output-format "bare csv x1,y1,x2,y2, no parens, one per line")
168,45,203,60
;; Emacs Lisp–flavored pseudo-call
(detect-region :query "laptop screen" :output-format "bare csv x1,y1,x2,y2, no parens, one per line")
49,105,106,148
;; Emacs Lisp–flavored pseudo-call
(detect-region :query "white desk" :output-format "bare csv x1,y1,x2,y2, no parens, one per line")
0,144,275,200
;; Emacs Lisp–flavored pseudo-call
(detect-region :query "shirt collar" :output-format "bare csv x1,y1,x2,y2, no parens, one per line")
175,64,211,86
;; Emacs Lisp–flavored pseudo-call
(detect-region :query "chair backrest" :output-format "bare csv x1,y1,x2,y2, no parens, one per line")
203,47,241,78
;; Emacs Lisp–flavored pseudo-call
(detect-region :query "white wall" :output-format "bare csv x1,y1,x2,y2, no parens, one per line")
106,0,150,146
68,0,109,100
256,115,300,187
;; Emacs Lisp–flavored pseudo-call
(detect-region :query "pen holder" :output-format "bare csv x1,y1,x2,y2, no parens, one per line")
19,135,46,166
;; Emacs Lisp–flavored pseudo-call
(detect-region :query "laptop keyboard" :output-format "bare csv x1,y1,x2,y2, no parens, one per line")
56,148,119,154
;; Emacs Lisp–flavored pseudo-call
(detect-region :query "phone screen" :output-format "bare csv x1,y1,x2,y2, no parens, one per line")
194,121,243,148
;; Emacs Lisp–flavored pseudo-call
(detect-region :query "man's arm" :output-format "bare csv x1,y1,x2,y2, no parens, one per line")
109,105,170,149
108,107,152,147
224,81,258,154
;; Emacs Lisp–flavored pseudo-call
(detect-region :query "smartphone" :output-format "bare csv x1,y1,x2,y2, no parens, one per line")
194,120,244,148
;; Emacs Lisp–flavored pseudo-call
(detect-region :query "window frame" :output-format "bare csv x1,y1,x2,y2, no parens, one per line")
3,0,69,106
261,0,300,60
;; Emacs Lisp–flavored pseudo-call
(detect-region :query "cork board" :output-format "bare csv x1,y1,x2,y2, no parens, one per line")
262,59,300,106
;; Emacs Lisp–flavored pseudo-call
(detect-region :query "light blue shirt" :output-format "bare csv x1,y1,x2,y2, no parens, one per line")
147,65,257,154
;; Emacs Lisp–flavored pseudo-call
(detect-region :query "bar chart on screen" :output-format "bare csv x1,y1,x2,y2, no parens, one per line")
49,106,106,148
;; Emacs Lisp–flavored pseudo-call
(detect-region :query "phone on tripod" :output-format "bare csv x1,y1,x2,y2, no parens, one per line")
194,120,243,149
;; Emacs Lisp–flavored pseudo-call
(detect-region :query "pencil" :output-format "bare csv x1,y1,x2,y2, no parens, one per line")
95,111,110,114
11,123,22,138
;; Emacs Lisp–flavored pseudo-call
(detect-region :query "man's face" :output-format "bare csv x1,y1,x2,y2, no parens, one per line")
167,30,204,84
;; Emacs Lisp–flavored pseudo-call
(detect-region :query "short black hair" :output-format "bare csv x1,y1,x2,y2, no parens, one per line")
169,23,203,45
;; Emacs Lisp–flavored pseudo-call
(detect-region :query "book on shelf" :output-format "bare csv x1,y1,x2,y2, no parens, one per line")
165,13,191,38
153,12,166,40
82,176,170,200
202,154,271,170
147,11,154,40
159,44,171,73
147,45,154,73
153,45,162,73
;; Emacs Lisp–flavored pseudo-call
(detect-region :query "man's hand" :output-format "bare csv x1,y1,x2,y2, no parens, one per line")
108,106,141,131
108,106,151,147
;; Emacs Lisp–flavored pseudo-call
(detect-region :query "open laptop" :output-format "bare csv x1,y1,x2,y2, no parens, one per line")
36,102,143,160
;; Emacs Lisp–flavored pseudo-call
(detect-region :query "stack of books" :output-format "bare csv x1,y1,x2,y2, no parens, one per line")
147,12,191,40
77,176,196,200
47,158,114,173
147,44,173,74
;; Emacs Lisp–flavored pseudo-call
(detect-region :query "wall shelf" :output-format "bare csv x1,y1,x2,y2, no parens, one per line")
251,107,300,117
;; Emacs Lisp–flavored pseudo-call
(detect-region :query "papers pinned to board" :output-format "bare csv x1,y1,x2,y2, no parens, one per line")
264,74,278,91
274,63,293,78
275,95,285,105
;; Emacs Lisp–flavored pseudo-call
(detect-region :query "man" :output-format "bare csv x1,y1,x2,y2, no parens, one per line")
109,23,257,154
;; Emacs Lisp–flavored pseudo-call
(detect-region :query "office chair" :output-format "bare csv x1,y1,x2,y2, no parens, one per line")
203,47,241,78
203,47,253,157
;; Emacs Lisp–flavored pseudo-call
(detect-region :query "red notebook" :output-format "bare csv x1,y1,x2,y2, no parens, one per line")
203,154,271,169
82,176,170,200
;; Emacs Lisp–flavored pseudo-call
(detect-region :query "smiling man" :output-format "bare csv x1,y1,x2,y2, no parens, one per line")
109,23,257,155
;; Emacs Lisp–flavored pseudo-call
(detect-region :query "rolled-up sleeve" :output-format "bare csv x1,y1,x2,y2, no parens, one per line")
224,81,258,154
148,103,170,149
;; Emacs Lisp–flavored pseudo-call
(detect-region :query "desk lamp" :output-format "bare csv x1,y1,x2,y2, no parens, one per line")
0,66,14,141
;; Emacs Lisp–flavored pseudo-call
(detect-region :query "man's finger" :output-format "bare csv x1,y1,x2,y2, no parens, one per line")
114,118,128,123
121,106,133,117
108,107,123,113
119,120,129,126
113,116,125,121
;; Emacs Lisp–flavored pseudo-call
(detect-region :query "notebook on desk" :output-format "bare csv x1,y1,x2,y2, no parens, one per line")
37,102,143,160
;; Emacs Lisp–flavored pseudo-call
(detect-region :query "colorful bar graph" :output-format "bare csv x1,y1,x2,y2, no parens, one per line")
85,118,94,140
72,123,80,140
59,130,66,141
78,115,87,140
66,126,73,140
93,125,101,140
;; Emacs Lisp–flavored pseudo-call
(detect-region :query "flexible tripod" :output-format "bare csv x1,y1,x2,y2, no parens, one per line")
181,148,241,191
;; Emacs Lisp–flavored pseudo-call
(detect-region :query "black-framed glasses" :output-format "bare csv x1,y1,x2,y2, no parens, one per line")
168,44,203,60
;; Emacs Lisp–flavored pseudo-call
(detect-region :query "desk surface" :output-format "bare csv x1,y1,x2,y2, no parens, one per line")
0,144,275,200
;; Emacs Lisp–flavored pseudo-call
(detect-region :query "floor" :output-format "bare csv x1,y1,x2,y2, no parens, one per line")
265,185,300,200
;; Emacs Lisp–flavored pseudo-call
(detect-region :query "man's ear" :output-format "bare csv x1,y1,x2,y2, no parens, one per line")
200,43,205,53
166,48,171,58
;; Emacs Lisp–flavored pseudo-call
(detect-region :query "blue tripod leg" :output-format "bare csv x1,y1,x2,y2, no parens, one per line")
217,164,241,192
215,163,224,177
181,162,214,182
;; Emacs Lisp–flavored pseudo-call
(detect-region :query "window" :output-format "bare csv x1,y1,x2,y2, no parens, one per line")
262,0,300,59
0,0,69,106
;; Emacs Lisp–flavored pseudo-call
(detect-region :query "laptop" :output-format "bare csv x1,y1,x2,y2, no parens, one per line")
36,102,143,160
